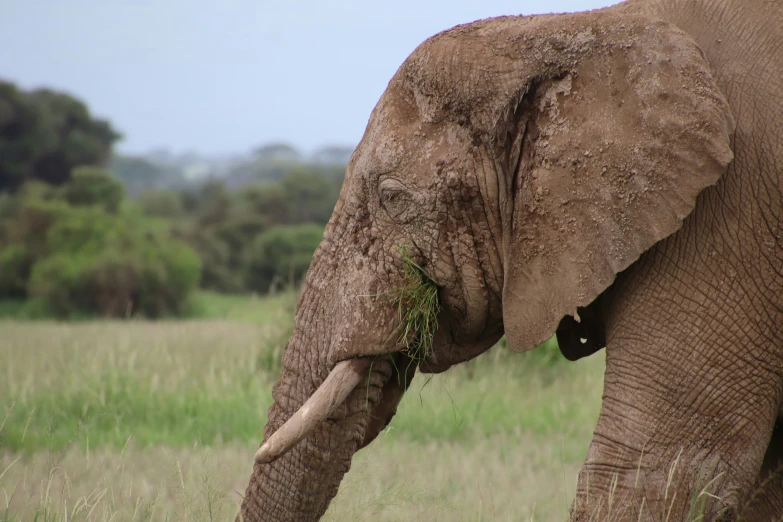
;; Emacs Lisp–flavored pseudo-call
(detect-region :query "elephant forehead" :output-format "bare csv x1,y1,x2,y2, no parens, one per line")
396,10,698,133
396,14,577,124
355,107,471,183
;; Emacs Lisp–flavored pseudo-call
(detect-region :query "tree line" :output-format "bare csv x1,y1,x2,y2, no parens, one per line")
0,80,344,318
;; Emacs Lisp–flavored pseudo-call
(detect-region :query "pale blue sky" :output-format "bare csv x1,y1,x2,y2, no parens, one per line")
0,0,616,155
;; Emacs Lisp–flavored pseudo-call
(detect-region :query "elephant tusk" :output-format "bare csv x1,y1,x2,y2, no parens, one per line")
255,357,372,464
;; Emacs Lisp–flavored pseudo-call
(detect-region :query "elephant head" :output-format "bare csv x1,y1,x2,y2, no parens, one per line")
239,8,734,521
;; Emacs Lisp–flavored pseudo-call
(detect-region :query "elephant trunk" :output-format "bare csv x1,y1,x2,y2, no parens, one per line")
238,246,399,522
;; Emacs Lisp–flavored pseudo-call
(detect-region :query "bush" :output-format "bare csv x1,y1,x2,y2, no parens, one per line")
0,182,201,318
0,192,59,295
179,227,242,293
135,189,184,218
244,224,323,293
239,183,289,225
279,167,340,224
0,244,30,297
59,166,125,213
134,238,202,317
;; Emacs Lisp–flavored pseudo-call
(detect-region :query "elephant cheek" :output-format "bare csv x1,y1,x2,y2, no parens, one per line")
360,356,417,449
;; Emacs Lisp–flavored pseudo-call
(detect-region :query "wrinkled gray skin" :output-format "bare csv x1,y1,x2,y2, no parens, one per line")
239,0,783,520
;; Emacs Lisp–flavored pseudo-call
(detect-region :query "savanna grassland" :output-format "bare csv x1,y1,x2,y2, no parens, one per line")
0,292,606,521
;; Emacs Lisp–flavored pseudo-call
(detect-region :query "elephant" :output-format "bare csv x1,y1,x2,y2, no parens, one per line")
238,0,783,520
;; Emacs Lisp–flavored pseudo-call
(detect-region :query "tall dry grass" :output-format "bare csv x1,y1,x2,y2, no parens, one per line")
0,307,606,521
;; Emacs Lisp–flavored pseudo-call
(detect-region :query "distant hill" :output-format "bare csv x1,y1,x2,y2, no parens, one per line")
311,146,353,165
110,155,190,195
111,143,354,195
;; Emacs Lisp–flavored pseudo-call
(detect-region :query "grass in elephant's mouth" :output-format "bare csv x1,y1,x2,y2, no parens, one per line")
388,245,441,361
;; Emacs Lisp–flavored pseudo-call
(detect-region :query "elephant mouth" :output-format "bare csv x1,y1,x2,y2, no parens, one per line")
255,357,374,464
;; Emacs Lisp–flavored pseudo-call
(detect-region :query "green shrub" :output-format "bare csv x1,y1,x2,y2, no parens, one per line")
0,194,61,298
174,183,270,293
279,167,341,224
244,224,323,293
213,214,269,280
0,244,30,297
239,183,289,225
182,227,243,293
28,252,96,315
135,188,184,218
213,214,268,252
0,182,201,318
134,238,202,317
24,207,201,318
59,166,125,213
2,188,58,245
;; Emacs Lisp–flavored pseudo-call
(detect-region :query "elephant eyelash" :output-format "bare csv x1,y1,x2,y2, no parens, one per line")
378,179,411,214
379,190,402,205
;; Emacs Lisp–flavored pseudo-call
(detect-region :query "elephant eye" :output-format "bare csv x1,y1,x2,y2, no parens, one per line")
378,178,408,204
379,190,400,205
378,178,412,219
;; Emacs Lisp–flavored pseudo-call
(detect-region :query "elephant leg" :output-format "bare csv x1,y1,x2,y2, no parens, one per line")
738,416,783,521
569,229,783,521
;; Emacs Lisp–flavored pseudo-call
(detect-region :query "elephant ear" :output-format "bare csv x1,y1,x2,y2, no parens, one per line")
497,13,734,352
401,11,734,352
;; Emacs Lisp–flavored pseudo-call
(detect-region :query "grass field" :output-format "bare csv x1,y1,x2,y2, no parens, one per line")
0,292,606,521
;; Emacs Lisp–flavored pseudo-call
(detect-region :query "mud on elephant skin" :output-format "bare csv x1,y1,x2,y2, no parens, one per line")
238,0,783,520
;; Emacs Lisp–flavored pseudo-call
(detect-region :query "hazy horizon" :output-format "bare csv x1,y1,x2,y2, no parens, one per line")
1,0,617,156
